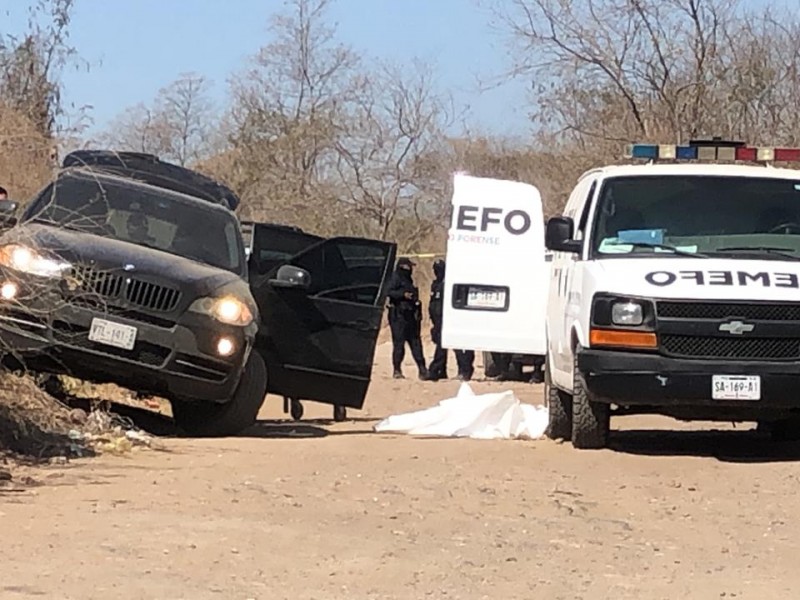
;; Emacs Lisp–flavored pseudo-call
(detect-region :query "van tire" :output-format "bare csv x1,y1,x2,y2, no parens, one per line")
172,350,267,437
757,418,800,442
544,360,572,440
571,348,610,449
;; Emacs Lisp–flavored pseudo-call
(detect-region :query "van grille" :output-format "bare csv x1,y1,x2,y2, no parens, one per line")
657,301,800,322
661,334,800,361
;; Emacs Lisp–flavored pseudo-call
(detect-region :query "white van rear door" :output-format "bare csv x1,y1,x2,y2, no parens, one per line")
441,174,547,355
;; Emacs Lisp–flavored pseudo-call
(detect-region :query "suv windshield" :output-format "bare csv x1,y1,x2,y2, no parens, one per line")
25,172,244,273
591,175,800,260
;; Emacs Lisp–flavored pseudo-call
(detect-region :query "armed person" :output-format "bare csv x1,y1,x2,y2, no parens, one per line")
427,259,448,380
427,258,476,381
386,257,428,380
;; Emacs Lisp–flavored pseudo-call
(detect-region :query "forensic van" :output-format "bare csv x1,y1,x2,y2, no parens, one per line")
546,139,800,449
441,174,549,358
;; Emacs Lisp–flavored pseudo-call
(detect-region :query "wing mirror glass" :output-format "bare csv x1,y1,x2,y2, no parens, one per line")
269,264,311,290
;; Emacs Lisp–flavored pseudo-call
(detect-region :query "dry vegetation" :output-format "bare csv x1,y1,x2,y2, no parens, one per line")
1,0,800,455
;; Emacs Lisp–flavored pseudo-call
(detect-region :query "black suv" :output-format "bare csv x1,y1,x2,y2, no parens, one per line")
0,151,398,434
0,151,265,435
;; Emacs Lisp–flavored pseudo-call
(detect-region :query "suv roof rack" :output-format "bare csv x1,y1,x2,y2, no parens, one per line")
61,150,241,211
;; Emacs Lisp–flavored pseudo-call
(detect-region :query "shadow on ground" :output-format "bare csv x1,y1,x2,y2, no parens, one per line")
610,428,800,463
71,398,376,440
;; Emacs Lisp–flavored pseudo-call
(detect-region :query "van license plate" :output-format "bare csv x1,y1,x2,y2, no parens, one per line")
712,375,760,400
88,318,137,350
467,289,506,309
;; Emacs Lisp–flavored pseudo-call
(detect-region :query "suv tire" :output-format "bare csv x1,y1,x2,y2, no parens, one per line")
571,347,610,449
172,350,267,437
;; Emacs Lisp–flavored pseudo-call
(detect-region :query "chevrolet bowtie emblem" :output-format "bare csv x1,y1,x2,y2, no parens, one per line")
719,320,755,335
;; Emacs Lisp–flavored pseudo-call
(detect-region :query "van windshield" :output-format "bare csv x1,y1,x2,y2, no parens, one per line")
591,175,800,260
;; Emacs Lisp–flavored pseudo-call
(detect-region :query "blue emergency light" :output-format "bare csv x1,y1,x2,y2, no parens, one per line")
624,141,800,163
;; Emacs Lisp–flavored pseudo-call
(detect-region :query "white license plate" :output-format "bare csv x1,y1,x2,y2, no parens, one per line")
712,375,761,400
88,318,137,350
467,289,506,309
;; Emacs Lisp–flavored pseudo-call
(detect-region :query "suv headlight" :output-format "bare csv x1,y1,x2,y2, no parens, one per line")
188,295,254,326
0,243,71,278
611,301,643,326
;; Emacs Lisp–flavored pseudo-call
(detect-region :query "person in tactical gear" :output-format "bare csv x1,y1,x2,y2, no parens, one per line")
455,349,475,381
427,258,475,382
427,259,448,380
386,257,428,380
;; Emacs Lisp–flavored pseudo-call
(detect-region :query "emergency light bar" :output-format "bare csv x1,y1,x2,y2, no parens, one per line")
624,142,800,163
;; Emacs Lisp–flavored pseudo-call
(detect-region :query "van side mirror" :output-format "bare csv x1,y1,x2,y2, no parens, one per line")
545,217,582,253
269,264,311,290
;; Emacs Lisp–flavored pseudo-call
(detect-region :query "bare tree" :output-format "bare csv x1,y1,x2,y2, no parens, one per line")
333,61,452,245
156,73,215,166
0,0,81,138
225,0,360,227
495,0,800,146
100,72,216,166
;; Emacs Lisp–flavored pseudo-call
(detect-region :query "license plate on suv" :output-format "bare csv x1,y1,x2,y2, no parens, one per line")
88,318,137,350
712,375,760,400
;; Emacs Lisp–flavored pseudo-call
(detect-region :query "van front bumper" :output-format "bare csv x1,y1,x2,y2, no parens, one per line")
577,349,800,408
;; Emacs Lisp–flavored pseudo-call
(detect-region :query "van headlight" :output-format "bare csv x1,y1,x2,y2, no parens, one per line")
0,244,71,278
188,295,254,326
611,301,644,326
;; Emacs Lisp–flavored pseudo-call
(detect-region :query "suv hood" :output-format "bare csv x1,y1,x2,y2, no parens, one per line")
591,257,800,302
5,223,242,296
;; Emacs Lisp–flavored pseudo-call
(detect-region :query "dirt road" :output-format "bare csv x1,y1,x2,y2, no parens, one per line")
3,343,800,599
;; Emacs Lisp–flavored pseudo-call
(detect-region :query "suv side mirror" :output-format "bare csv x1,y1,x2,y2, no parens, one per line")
0,200,19,229
545,217,582,253
269,264,311,290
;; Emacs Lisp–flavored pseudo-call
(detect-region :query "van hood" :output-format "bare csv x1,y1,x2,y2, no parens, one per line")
591,257,800,302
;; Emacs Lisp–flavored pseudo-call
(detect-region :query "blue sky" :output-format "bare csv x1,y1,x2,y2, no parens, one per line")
1,0,531,138
1,0,791,140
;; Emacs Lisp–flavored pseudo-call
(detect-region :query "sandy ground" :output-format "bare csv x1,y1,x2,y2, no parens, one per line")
3,342,800,599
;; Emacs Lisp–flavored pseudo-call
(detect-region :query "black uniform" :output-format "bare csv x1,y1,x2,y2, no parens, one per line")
428,259,475,381
386,258,427,379
455,349,475,381
427,260,448,380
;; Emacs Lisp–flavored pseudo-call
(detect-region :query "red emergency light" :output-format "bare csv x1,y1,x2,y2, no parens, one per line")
624,140,800,163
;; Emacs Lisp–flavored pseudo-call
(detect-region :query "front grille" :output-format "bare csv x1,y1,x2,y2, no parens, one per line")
661,334,800,360
69,265,181,313
126,279,181,312
658,301,800,321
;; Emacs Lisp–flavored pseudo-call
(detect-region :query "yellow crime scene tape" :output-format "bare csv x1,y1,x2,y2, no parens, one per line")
397,252,445,258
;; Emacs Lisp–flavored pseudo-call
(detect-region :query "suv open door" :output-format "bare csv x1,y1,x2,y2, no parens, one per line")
247,223,396,410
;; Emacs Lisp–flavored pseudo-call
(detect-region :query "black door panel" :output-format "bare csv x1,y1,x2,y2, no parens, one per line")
249,231,396,409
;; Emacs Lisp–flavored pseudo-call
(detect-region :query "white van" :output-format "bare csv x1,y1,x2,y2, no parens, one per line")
545,140,800,449
441,174,548,357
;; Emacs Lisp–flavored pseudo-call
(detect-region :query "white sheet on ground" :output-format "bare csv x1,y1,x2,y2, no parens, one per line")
373,383,549,440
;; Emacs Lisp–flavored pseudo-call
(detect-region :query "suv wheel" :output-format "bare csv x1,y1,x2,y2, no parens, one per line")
544,359,572,440
172,350,267,437
571,347,610,449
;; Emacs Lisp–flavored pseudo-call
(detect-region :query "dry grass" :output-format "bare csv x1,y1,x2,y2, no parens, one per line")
0,372,158,464
0,372,85,458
